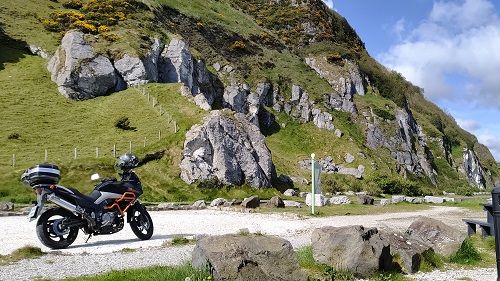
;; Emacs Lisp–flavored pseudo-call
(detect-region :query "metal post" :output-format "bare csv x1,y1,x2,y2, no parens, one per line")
158,130,161,140
44,149,48,162
311,153,316,215
492,186,500,281
129,141,132,153
113,144,116,158
74,148,77,159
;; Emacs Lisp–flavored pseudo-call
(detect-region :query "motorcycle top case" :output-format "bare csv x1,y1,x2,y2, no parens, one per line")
21,164,61,187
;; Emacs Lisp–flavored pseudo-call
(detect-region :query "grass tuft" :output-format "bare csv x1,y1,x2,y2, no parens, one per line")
449,238,482,265
0,246,44,265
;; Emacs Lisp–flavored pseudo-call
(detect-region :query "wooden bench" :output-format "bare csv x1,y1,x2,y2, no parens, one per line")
463,219,493,237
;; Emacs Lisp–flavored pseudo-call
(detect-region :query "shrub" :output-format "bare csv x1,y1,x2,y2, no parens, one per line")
373,108,396,121
449,238,481,265
73,20,97,33
97,25,110,33
371,174,422,196
62,0,83,9
230,40,246,50
7,133,20,140
326,52,342,64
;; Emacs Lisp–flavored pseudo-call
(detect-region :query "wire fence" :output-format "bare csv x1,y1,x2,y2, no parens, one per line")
2,85,179,169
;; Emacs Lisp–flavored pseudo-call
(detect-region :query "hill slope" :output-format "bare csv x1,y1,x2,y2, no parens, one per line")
0,0,497,203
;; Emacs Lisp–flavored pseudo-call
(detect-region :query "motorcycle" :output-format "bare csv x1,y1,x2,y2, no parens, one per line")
21,154,154,249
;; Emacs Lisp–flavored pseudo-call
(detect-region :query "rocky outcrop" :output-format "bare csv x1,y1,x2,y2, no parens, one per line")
114,38,163,86
47,30,120,100
312,226,392,278
192,234,307,281
460,148,486,189
366,107,437,184
406,217,466,257
305,57,362,115
180,110,276,188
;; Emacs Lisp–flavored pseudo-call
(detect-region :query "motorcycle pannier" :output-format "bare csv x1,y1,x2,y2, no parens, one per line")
21,164,61,186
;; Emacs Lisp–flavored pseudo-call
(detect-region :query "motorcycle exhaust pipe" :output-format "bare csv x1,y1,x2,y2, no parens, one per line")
47,194,82,215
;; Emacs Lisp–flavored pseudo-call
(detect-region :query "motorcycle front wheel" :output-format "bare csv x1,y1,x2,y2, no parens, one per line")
128,204,154,240
36,208,79,249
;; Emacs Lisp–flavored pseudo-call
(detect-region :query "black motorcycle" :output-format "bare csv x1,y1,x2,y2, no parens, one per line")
21,154,154,249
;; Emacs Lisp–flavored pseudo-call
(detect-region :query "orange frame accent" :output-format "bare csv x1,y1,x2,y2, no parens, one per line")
104,192,137,216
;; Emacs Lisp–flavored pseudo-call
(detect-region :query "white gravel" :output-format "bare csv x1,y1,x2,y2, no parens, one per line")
0,206,493,280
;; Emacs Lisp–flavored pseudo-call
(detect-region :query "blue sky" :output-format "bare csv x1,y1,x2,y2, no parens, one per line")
322,0,500,161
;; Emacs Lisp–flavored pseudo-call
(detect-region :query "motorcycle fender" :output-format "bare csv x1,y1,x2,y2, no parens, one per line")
28,189,50,221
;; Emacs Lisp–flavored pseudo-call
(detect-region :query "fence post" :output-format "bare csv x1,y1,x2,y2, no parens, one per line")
113,144,116,158
129,141,132,153
143,137,146,148
147,92,150,102
158,130,161,140
44,149,48,162
96,147,99,158
152,97,156,107
74,148,77,160
174,121,178,133
12,154,15,168
159,105,162,115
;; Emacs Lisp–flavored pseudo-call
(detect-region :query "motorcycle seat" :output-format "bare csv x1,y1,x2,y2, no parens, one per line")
67,187,100,204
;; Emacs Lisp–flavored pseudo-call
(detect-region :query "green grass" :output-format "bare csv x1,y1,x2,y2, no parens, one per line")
448,235,495,267
296,246,354,280
63,263,211,281
0,246,44,265
166,236,194,246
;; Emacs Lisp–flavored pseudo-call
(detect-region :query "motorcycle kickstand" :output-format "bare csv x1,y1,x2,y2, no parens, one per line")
85,234,93,243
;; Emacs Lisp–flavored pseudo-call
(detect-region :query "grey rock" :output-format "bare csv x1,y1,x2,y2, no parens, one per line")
290,176,309,185
213,62,221,72
405,197,424,204
312,226,392,278
391,195,406,204
344,153,355,164
313,111,335,130
380,230,433,273
224,199,243,207
379,199,391,206
335,129,343,138
0,202,14,211
180,110,276,188
193,94,211,111
192,200,207,209
443,197,455,203
159,38,194,89
114,38,162,86
283,200,303,208
283,189,299,197
242,195,260,208
291,85,302,103
299,192,309,198
268,196,285,208
210,198,226,207
305,194,326,207
192,234,307,281
406,217,466,257
255,81,273,106
28,45,49,59
223,84,249,113
47,30,118,100
357,194,374,205
158,202,179,210
329,196,350,205
424,196,444,204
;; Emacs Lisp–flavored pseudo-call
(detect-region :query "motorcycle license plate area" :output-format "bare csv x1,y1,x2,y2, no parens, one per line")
28,206,38,219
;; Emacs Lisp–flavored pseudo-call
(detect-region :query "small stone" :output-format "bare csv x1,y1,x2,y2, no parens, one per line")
299,192,309,198
241,196,260,208
192,200,207,209
357,194,374,205
379,199,391,206
268,196,285,208
213,62,221,72
335,129,343,138
424,196,444,204
344,153,355,164
0,202,14,211
283,200,302,208
329,196,351,205
391,195,406,204
210,198,226,207
283,189,299,197
305,194,326,207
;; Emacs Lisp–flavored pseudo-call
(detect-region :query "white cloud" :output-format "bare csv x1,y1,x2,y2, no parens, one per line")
322,0,334,9
379,0,500,108
456,118,481,132
392,18,406,40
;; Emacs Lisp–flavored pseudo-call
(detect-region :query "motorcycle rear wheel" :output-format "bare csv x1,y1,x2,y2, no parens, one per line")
36,208,79,249
129,204,154,240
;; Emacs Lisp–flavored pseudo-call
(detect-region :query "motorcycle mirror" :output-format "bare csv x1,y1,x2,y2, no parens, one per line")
90,173,101,181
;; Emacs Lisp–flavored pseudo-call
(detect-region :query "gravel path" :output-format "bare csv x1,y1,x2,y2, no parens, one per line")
0,206,491,280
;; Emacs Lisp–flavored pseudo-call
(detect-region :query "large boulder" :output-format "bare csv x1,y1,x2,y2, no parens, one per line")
405,217,466,257
180,110,276,188
305,194,326,207
47,30,119,100
0,201,14,211
192,234,307,281
241,196,260,208
114,38,163,86
380,230,433,273
312,226,392,278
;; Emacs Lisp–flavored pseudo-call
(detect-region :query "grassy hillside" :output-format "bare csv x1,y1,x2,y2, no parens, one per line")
0,0,497,203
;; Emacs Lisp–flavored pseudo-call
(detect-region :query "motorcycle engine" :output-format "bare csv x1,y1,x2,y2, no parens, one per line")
98,211,124,234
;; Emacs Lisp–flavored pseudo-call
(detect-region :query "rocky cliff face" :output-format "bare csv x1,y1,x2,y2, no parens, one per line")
460,149,487,189
180,110,276,188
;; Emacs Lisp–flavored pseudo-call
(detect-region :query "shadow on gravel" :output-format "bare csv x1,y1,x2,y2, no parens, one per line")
67,234,197,250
